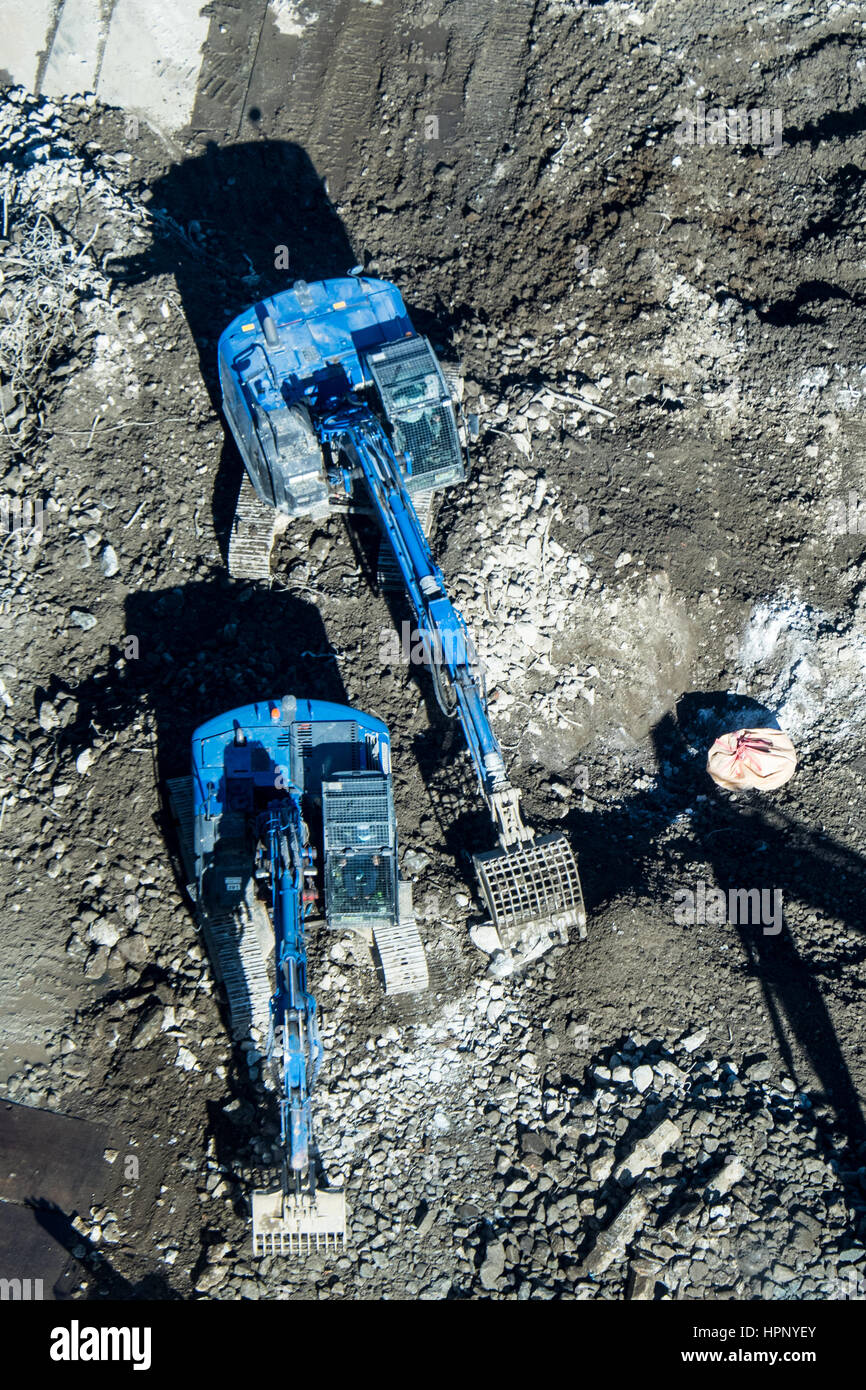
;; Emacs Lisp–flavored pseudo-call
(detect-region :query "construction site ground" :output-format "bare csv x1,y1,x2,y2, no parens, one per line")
1,0,865,1302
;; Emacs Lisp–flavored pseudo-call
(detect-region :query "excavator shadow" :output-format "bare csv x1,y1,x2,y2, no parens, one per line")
108,138,465,569
66,575,347,1046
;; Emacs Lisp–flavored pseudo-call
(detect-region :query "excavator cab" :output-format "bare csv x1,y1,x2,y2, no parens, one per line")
365,336,464,494
322,772,398,927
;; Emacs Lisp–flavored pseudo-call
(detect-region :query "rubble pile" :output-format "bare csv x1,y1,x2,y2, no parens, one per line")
447,466,593,715
0,88,148,446
194,1020,866,1300
444,457,694,763
463,1032,866,1301
732,592,866,751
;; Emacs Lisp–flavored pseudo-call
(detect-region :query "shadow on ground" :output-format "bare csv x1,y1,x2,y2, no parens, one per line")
110,139,463,559
566,692,866,1225
27,1198,180,1299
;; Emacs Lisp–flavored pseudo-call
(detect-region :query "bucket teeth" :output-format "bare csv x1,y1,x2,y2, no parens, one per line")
473,831,586,963
251,1188,346,1257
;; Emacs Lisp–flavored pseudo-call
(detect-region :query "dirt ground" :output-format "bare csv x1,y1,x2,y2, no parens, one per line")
1,0,865,1301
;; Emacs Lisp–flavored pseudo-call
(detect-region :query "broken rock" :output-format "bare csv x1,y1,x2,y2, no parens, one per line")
470,923,501,956
131,1008,163,1050
707,1155,746,1196
479,1239,506,1290
614,1119,682,1182
88,917,120,949
579,1192,649,1278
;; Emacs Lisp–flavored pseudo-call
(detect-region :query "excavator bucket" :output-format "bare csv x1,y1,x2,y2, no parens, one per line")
473,832,586,965
251,1187,347,1257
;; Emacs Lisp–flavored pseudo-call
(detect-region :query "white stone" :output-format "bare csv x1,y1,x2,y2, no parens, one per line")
176,1046,199,1071
589,1152,615,1182
39,701,60,731
88,918,120,949
488,950,515,979
514,621,539,648
709,1156,745,1195
470,923,501,956
654,1060,688,1085
614,1120,682,1180
100,544,120,577
76,748,95,775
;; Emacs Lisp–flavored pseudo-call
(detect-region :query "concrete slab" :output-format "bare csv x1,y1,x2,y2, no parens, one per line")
1,0,209,133
95,0,210,132
0,1099,110,1209
41,0,102,99
0,0,54,89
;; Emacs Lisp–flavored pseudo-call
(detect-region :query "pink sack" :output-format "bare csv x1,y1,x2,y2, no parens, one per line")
707,727,797,791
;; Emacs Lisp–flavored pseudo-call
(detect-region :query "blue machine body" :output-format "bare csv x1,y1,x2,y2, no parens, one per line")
218,276,414,410
218,276,464,510
218,278,518,835
192,695,396,1180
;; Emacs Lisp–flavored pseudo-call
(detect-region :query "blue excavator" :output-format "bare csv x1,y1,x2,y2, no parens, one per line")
170,275,586,1257
218,273,586,968
168,695,422,1254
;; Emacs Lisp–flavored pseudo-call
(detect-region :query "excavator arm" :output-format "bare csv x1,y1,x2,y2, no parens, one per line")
252,799,345,1253
322,407,586,958
261,805,321,1179
322,408,526,845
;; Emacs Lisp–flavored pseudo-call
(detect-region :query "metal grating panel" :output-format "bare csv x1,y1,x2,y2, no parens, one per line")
392,404,462,490
367,336,443,404
473,832,585,944
326,852,395,921
366,337,464,491
322,776,393,852
322,773,397,925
